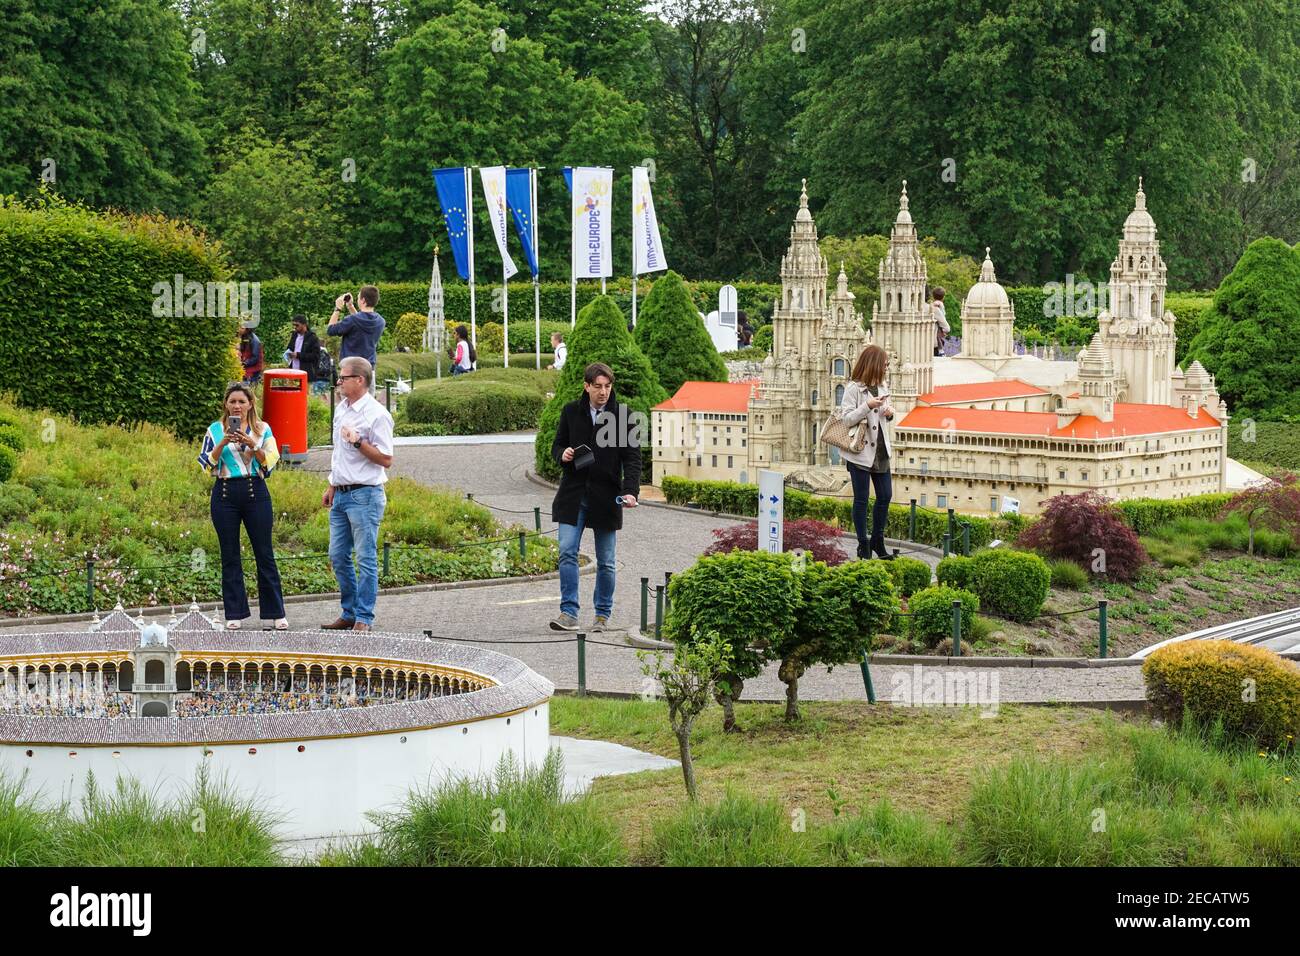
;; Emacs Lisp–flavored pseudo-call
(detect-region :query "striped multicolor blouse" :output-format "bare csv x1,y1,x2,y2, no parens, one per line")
197,420,280,478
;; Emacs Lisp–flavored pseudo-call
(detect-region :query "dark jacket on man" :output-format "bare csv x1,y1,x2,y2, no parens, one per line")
287,328,322,380
551,389,642,532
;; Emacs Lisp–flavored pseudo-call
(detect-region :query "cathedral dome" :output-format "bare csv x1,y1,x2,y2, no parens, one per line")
963,248,1010,309
1123,177,1156,238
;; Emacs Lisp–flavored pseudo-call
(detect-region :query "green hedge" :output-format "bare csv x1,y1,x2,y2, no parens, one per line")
659,475,1017,548
908,585,979,647
252,278,782,370
403,380,546,435
663,476,1239,548
0,424,25,454
935,555,972,590
1113,493,1234,536
967,550,1051,622
0,196,238,438
0,444,16,483
1228,419,1300,471
885,556,933,597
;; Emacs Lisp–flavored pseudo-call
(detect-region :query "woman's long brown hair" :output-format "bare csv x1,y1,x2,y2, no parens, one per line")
221,382,262,434
850,345,887,388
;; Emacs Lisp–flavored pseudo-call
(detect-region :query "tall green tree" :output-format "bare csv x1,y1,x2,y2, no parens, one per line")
1186,238,1300,420
366,0,651,280
202,131,345,279
0,0,207,213
633,270,727,395
535,295,666,480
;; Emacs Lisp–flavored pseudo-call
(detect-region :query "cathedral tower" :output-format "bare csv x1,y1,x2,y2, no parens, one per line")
773,179,829,361
1097,179,1176,405
870,182,933,415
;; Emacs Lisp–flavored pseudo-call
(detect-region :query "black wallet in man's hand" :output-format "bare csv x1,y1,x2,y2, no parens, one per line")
572,444,595,469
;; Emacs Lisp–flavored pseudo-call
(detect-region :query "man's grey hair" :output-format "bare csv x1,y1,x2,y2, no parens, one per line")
341,356,373,386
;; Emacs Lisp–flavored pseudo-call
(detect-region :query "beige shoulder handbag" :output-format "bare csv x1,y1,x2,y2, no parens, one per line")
819,386,869,454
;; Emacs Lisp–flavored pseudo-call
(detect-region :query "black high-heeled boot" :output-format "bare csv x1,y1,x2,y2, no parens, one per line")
856,542,870,560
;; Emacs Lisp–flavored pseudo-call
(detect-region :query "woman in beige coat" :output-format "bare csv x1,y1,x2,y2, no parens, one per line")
838,344,896,560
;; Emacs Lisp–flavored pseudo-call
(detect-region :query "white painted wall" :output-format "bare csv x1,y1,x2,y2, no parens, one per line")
0,702,550,840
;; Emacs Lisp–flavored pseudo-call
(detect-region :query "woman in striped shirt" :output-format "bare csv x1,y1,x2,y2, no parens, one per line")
198,383,287,629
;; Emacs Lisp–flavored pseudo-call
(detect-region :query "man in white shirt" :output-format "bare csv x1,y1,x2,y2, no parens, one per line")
321,357,395,632
548,332,567,371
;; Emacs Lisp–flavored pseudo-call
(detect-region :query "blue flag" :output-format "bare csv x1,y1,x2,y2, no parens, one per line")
432,167,471,280
505,168,539,277
562,167,572,192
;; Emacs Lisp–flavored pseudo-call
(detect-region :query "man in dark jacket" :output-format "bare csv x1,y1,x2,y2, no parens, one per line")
549,362,642,633
285,314,322,383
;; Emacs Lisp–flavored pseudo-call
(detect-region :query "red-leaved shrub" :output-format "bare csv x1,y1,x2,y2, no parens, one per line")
704,519,850,565
1218,472,1300,556
1016,491,1148,582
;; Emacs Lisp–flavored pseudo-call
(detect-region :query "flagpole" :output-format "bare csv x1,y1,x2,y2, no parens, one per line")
533,166,541,371
631,165,638,328
466,166,477,355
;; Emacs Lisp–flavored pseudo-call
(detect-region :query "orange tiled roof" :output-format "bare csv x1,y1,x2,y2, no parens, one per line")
918,380,1047,404
654,380,758,414
897,402,1220,439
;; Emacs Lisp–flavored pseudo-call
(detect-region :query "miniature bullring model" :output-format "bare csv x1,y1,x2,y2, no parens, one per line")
0,605,553,839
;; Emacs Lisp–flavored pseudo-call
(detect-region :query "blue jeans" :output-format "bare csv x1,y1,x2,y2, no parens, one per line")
329,484,387,624
846,462,892,556
557,501,617,619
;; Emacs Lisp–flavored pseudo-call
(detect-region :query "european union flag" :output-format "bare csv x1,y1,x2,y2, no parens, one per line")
432,167,471,280
505,168,539,277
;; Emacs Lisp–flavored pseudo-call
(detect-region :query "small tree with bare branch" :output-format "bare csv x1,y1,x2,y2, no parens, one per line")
639,632,734,801
1219,472,1300,556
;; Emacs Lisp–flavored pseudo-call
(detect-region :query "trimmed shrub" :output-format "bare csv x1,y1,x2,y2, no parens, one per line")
534,296,667,481
1228,419,1300,472
393,312,427,352
935,555,973,589
0,195,238,438
968,549,1051,622
1018,491,1149,582
403,380,544,435
751,324,773,352
665,550,801,731
633,270,728,396
777,559,895,718
1115,493,1235,535
0,444,16,483
885,556,932,597
1048,558,1090,590
0,425,25,454
703,518,850,565
907,585,979,648
1143,641,1300,750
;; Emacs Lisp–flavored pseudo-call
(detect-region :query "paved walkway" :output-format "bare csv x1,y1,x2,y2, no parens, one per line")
17,443,1146,704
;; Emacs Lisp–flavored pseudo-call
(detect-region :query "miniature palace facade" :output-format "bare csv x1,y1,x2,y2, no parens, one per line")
652,179,1232,515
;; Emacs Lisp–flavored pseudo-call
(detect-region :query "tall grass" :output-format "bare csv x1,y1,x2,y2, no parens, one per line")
0,765,282,866
643,790,816,866
330,750,626,867
962,719,1300,866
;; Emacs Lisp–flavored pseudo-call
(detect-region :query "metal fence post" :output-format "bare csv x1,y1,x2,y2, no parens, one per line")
859,649,877,703
576,633,587,697
382,540,391,580
533,506,541,532
1098,599,1108,659
952,600,963,657
518,531,527,559
85,558,95,612
909,499,917,541
942,532,951,557
962,521,971,556
654,586,664,641
640,576,649,633
947,507,956,541
664,571,672,612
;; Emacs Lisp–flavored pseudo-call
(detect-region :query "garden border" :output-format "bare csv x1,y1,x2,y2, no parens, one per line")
0,562,595,630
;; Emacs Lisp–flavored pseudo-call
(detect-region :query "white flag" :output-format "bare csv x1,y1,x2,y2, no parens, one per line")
570,166,613,279
632,166,667,275
479,166,518,279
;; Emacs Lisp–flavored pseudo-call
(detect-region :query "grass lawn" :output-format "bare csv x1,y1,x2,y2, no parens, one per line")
549,696,1112,851
0,399,557,615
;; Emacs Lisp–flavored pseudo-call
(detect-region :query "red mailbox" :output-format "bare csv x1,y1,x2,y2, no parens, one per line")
262,368,309,463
